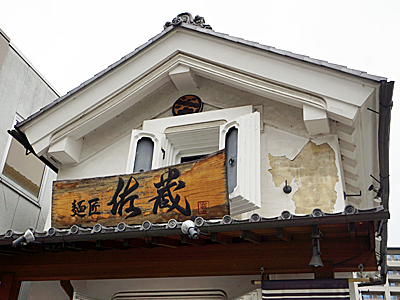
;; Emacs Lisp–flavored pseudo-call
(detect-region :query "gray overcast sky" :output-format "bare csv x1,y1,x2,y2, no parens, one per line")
2,1,400,245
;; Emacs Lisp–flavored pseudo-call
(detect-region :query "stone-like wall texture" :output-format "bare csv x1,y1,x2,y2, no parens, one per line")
268,141,339,214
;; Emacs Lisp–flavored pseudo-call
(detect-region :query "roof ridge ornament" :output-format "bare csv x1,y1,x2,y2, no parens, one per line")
164,13,212,30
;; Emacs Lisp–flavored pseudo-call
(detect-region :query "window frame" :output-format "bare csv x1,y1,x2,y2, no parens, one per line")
0,114,48,206
127,105,261,215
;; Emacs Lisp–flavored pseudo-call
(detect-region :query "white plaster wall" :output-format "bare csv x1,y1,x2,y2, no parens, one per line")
26,281,69,300
56,77,344,217
0,45,58,233
252,126,344,218
57,134,131,181
71,275,258,300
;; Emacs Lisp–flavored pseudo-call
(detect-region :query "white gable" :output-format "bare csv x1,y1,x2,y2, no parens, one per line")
16,24,385,215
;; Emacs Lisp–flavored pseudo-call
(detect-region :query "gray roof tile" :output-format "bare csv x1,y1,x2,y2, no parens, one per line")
0,205,387,245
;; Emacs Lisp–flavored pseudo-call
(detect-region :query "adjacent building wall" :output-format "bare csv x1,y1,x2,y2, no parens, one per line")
355,248,400,300
0,30,58,234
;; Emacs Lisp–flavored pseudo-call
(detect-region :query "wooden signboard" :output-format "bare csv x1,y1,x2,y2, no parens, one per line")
52,150,228,228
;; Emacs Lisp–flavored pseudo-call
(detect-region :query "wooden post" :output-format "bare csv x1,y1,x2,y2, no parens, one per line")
0,273,21,300
314,261,334,279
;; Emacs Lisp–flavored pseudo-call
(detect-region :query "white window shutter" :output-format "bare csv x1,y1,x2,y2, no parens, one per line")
127,130,166,173
220,112,261,215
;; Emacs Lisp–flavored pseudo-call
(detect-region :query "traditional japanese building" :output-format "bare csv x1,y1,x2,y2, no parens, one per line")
0,13,394,300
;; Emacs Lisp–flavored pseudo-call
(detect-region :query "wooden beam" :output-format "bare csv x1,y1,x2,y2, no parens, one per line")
0,273,21,300
60,280,74,300
348,222,356,238
314,261,334,279
0,235,377,282
369,221,376,250
123,238,151,248
96,240,126,250
276,228,292,242
151,236,179,248
211,232,232,245
180,235,205,246
66,241,97,251
243,230,262,244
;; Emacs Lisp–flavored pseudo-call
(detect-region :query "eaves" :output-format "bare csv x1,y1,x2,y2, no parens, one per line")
14,23,387,130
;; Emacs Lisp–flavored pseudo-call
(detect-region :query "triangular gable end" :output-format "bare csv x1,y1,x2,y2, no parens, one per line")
12,12,391,217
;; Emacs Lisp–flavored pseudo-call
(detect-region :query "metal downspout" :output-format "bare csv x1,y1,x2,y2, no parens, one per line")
360,80,394,287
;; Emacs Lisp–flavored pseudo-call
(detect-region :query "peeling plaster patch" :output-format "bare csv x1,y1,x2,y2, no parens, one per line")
312,137,344,212
268,141,339,214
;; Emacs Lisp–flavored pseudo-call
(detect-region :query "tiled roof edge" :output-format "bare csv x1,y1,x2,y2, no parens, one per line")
0,205,388,244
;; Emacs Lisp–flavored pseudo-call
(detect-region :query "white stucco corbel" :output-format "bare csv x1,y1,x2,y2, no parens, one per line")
169,64,198,91
48,136,83,165
303,104,330,136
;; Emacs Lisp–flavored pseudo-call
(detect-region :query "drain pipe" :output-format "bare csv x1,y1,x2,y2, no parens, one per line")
359,80,394,287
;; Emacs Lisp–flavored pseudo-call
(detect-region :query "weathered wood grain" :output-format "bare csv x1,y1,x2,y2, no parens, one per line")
52,150,228,228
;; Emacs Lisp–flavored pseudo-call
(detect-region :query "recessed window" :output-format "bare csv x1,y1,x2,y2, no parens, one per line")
133,137,154,173
2,137,45,198
127,106,261,215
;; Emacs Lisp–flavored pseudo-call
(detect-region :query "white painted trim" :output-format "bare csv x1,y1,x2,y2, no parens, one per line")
23,49,365,158
73,292,100,300
129,106,261,215
0,114,47,207
48,136,83,165
127,130,165,174
303,104,330,135
169,64,198,91
142,106,252,168
0,175,41,208
143,105,253,132
220,112,261,215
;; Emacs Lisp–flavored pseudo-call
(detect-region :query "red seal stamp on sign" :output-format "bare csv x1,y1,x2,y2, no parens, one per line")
197,201,209,215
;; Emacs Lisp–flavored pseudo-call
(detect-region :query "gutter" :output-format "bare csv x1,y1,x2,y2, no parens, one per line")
359,80,394,287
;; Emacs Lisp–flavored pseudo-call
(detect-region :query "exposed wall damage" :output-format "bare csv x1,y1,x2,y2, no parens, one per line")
268,141,339,214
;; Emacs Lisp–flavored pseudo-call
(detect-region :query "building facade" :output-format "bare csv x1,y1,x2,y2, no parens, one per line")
0,13,394,300
0,29,58,235
356,248,400,300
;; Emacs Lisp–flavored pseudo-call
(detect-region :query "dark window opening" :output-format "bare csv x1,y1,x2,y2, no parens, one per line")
133,137,154,173
225,127,238,194
180,154,208,163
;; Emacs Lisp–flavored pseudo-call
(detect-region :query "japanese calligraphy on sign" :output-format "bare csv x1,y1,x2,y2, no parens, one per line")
52,150,228,228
